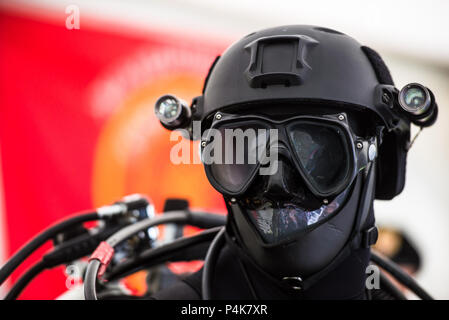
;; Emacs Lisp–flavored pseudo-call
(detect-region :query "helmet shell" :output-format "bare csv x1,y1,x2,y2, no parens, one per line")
202,25,395,127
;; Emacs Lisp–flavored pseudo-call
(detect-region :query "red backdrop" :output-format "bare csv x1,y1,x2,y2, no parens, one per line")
0,8,228,299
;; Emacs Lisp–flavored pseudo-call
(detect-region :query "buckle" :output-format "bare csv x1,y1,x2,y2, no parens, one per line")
282,276,303,290
362,226,378,248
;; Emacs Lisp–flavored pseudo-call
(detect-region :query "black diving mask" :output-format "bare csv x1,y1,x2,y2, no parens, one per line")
201,112,376,200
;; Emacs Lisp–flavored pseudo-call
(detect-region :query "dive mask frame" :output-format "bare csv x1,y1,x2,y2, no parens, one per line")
201,112,377,200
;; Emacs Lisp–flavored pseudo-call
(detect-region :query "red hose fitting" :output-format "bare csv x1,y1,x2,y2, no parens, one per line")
88,241,114,279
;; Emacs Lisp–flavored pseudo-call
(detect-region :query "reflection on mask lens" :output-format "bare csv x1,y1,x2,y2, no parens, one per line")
288,122,350,194
246,189,348,244
207,122,269,193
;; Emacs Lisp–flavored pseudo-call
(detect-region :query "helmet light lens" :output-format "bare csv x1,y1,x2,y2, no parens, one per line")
398,83,431,116
155,95,182,124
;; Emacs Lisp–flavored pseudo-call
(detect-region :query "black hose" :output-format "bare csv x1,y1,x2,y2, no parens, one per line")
379,270,407,300
106,211,189,247
202,227,226,300
84,212,191,300
106,227,221,281
4,228,120,300
84,259,101,300
187,212,226,229
0,212,98,286
4,260,48,300
371,250,433,300
4,210,222,300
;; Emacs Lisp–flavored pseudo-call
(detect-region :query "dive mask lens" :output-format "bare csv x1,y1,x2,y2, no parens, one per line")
286,121,352,196
204,121,270,194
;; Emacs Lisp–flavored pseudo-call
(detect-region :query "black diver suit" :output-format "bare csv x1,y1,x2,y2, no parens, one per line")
151,206,376,300
152,244,371,300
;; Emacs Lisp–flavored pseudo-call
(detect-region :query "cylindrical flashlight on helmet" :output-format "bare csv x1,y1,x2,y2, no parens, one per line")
398,83,437,127
155,94,192,130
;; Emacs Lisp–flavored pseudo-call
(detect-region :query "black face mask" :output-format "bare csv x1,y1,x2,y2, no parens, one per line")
230,158,366,265
240,154,351,244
